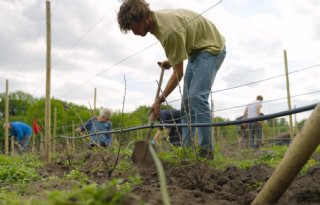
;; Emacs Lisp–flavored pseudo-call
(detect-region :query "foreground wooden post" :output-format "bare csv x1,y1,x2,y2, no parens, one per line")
252,104,320,205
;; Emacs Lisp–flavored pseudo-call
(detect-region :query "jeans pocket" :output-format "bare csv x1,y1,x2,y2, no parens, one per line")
214,50,226,69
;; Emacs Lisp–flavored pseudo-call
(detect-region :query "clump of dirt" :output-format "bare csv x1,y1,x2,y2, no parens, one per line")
38,162,71,178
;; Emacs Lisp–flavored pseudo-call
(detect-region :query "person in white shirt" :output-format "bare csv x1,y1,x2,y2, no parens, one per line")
243,95,263,148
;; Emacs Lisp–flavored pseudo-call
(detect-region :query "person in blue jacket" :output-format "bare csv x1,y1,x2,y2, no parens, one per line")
3,121,32,151
153,110,182,146
77,108,112,148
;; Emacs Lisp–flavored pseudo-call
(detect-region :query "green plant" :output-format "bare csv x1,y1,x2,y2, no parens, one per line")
158,146,197,163
64,169,90,184
21,153,44,168
117,160,131,173
0,192,22,205
245,180,264,191
257,146,288,167
0,155,40,184
43,177,142,205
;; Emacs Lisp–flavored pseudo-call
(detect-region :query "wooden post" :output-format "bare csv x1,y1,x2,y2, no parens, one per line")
53,107,57,154
272,118,276,139
10,138,15,156
252,104,320,205
283,50,294,138
94,87,97,115
66,135,70,151
294,105,298,134
45,0,52,163
72,121,75,150
4,80,9,156
32,132,35,153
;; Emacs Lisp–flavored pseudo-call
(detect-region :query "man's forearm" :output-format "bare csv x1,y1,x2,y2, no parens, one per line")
159,62,183,100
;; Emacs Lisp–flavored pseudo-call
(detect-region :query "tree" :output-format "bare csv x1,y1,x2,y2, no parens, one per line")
63,101,92,128
26,98,64,134
0,91,36,116
26,98,93,136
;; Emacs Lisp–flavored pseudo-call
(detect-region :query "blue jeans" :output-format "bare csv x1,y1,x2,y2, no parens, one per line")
19,134,31,150
248,122,262,148
181,49,226,151
90,134,112,146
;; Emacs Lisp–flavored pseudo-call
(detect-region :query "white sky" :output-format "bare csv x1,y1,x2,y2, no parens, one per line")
0,0,319,122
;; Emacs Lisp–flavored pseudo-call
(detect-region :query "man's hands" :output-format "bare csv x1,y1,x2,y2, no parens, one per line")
150,99,161,119
157,60,171,69
75,127,81,133
148,60,169,119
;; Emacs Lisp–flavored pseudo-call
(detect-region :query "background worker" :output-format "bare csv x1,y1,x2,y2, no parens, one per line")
243,95,263,149
235,115,248,148
153,110,182,146
3,121,32,152
117,0,226,159
77,108,112,148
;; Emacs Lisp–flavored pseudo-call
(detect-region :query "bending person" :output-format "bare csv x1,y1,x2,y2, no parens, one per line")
117,0,226,159
3,121,32,152
77,108,112,148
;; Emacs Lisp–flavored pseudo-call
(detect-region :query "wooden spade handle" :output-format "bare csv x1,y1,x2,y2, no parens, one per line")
144,66,165,142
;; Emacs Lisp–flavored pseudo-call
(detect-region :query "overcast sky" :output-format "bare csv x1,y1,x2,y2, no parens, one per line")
1,0,319,122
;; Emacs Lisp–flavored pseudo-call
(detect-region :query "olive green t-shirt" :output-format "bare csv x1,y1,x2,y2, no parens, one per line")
152,9,225,66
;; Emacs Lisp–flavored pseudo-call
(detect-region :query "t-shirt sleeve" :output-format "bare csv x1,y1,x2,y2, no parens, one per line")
162,32,188,66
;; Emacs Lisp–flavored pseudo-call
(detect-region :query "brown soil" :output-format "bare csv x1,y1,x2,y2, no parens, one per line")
29,150,320,205
129,163,320,205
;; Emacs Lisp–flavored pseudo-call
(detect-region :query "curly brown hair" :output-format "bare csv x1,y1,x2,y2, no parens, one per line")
117,0,152,33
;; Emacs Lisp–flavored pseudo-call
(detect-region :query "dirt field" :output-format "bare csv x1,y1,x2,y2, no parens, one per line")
30,149,320,205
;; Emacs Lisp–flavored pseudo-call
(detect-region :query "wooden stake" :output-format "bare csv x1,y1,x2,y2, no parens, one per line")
283,50,294,138
72,121,75,150
53,107,57,153
4,80,9,156
11,138,14,156
94,87,97,115
32,132,35,153
45,0,52,163
252,104,320,205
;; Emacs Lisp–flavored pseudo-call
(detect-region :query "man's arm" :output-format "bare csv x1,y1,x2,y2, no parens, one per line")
243,107,248,119
256,105,261,116
76,118,94,133
151,61,184,117
160,61,183,100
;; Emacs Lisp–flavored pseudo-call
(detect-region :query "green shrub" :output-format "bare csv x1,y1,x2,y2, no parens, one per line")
0,155,40,184
64,169,90,184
